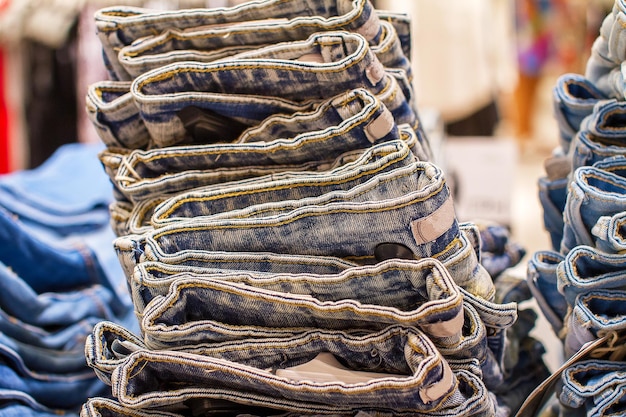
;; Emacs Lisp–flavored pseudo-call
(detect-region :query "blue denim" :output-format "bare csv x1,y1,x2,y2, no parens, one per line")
477,223,526,279
0,390,79,417
114,157,460,279
526,250,567,336
563,290,626,357
591,209,626,253
561,165,626,254
557,245,626,308
0,359,108,411
538,155,570,251
110,90,413,203
130,32,419,150
117,17,410,87
85,81,151,150
0,143,111,237
0,260,117,328
95,0,402,81
552,73,608,154
136,138,416,234
108,326,496,416
570,99,626,173
138,258,464,348
558,359,626,416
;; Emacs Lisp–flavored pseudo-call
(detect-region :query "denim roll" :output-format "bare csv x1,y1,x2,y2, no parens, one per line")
138,258,463,348
561,165,626,254
526,250,567,335
107,327,496,416
108,91,412,203
557,245,626,308
85,81,152,150
538,152,570,251
564,289,626,357
569,99,626,173
591,209,626,253
81,397,178,417
113,158,458,278
143,139,416,232
552,73,608,154
558,359,626,416
95,0,397,82
130,32,418,149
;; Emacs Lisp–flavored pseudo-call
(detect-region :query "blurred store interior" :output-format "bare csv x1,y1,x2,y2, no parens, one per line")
0,0,616,371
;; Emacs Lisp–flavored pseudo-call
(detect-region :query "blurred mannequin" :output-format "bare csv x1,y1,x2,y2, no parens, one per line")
377,0,517,136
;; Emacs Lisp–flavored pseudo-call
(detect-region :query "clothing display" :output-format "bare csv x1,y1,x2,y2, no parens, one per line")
529,0,626,415
15,0,626,416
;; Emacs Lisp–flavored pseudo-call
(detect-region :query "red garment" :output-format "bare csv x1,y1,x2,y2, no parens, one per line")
0,48,10,173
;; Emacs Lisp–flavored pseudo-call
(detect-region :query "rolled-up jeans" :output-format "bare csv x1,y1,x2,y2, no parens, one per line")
526,250,567,336
121,138,416,235
104,90,413,203
552,73,608,154
113,156,457,273
557,245,626,309
561,165,626,254
130,31,419,150
569,99,626,173
107,326,497,416
558,359,626,417
563,289,626,357
591,209,626,253
94,0,404,81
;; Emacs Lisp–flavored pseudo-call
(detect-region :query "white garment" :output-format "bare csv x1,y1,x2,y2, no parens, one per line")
377,0,517,123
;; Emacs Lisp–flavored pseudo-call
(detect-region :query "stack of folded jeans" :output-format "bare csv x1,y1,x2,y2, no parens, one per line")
79,1,543,416
0,143,136,416
529,1,626,415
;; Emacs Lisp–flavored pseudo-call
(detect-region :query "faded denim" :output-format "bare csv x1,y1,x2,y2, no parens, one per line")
526,250,567,336
563,289,626,357
591,209,626,253
107,327,496,416
552,73,608,154
130,32,419,150
95,0,406,81
561,165,626,254
538,153,570,251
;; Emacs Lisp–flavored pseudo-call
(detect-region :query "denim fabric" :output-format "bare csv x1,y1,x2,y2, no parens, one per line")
113,154,456,264
561,165,626,255
538,155,570,251
0,360,108,411
81,397,178,417
526,250,567,335
142,139,416,233
0,143,112,236
85,81,152,150
95,0,395,82
117,17,409,85
570,99,626,173
563,290,626,357
108,327,496,416
138,258,463,348
0,332,88,375
0,390,79,417
557,245,626,308
558,359,626,414
110,91,412,203
591,209,626,253
0,260,117,328
477,223,526,279
130,32,419,150
552,73,608,154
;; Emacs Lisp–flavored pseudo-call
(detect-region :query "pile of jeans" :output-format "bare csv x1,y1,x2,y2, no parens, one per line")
530,0,626,415
0,143,136,416
79,1,543,416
